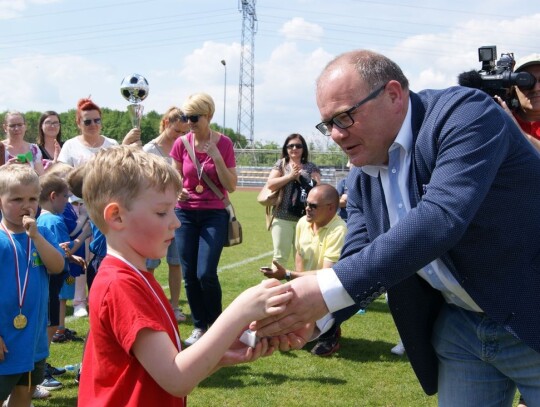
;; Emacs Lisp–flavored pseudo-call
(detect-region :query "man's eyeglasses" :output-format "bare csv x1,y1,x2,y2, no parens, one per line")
315,83,387,136
181,115,201,123
7,123,25,129
82,118,102,126
286,143,303,150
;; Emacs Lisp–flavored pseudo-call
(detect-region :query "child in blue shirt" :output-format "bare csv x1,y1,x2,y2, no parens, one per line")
0,165,64,406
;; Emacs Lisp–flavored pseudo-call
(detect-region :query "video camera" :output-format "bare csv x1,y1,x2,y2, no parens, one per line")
458,46,536,102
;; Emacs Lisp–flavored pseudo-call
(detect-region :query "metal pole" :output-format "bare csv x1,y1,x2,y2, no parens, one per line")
221,59,227,133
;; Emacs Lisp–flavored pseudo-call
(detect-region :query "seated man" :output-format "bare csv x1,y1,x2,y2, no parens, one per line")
261,184,347,356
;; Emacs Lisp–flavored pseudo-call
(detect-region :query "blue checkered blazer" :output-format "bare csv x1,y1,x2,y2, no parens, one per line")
333,86,540,395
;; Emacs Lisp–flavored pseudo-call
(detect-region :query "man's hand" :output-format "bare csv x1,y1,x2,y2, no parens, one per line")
251,273,328,337
260,260,287,280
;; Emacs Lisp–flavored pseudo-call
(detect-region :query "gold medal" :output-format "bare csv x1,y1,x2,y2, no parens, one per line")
66,275,75,285
14,313,27,329
195,184,204,194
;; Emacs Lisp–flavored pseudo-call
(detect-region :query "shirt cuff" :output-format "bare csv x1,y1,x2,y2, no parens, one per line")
317,267,355,313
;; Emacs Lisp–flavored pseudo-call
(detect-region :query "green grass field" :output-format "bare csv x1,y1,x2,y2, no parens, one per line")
36,190,451,406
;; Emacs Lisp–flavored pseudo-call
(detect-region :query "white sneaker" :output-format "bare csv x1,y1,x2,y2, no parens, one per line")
173,308,187,322
390,340,406,356
32,385,51,399
184,328,205,346
73,304,88,318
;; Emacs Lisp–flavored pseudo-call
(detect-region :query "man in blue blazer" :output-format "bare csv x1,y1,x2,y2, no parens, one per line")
255,50,540,406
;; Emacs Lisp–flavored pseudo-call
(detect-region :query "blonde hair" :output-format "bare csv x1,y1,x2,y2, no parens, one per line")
45,162,74,178
182,92,215,119
82,145,182,232
159,106,184,133
39,173,68,203
0,165,39,196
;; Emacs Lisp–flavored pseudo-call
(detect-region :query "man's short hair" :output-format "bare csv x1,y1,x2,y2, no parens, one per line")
0,165,39,196
81,145,182,232
39,173,68,203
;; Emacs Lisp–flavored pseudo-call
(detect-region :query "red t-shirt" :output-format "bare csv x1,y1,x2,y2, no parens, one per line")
78,256,185,407
514,113,540,140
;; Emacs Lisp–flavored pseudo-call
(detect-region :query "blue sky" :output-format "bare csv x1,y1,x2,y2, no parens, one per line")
1,0,539,145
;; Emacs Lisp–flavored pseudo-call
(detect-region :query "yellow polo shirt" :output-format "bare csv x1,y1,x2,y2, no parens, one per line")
295,214,347,271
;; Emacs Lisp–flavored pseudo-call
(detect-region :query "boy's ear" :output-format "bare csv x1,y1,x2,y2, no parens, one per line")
103,202,124,230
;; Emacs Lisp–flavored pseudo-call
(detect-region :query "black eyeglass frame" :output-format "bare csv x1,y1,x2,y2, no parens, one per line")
315,83,387,136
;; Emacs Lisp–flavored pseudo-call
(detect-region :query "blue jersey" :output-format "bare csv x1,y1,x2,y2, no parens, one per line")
0,227,61,374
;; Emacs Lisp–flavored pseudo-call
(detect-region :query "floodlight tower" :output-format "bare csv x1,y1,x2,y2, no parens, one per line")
237,0,257,146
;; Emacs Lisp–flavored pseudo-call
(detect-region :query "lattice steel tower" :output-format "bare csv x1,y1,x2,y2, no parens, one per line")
237,0,257,146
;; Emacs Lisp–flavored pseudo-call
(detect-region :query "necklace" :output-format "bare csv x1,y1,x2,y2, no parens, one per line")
108,252,182,351
192,134,212,194
0,222,32,329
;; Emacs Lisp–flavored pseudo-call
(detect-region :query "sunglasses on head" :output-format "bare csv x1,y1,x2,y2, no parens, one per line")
181,115,201,123
82,118,102,126
286,143,303,150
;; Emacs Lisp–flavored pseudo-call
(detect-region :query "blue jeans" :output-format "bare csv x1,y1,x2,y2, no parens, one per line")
433,303,540,406
174,208,228,330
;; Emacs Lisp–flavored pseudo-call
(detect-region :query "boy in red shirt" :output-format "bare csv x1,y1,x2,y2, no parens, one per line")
76,146,293,407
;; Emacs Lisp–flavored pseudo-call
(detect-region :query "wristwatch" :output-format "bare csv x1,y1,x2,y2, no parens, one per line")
285,270,291,281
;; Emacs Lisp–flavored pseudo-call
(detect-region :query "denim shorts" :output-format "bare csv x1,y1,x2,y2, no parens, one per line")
0,359,46,400
146,235,180,269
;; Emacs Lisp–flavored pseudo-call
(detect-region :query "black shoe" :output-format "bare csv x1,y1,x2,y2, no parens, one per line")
311,327,341,357
46,362,66,376
41,372,63,390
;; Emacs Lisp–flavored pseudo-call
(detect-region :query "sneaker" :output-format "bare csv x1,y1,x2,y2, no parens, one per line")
173,308,187,322
391,339,406,356
40,372,63,390
311,327,341,357
52,328,84,343
32,385,51,399
184,328,205,347
46,362,66,376
73,304,88,318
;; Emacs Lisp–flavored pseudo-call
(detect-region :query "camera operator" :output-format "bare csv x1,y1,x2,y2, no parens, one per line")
495,54,540,151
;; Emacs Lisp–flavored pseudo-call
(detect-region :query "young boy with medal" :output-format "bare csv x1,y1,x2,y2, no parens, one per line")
76,145,293,406
0,165,64,407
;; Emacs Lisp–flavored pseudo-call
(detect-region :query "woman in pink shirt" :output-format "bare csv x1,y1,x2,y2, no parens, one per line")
170,92,237,347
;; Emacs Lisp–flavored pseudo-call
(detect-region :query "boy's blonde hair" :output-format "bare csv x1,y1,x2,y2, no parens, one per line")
39,173,69,203
45,162,74,178
0,165,39,196
82,145,182,232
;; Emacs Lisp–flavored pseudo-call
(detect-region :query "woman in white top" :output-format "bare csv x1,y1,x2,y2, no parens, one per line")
143,106,189,322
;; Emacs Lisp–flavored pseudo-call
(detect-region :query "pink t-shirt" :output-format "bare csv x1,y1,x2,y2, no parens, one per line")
170,132,236,210
79,256,185,407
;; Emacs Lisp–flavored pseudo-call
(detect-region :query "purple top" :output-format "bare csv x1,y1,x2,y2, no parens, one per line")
170,132,236,210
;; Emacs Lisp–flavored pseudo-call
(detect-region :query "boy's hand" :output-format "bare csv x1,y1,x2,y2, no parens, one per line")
69,254,87,271
238,279,293,322
217,336,274,368
22,208,37,238
0,335,8,361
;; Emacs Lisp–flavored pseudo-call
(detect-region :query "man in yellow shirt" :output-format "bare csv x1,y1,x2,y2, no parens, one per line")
261,184,347,356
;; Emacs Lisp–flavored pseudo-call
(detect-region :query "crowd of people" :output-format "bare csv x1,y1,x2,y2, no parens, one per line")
1,50,539,406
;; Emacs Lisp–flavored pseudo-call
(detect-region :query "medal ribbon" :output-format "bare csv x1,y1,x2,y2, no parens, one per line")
0,222,31,313
191,137,211,190
108,252,182,351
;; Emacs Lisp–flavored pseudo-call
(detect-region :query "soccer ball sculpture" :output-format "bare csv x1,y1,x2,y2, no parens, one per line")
120,74,149,104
